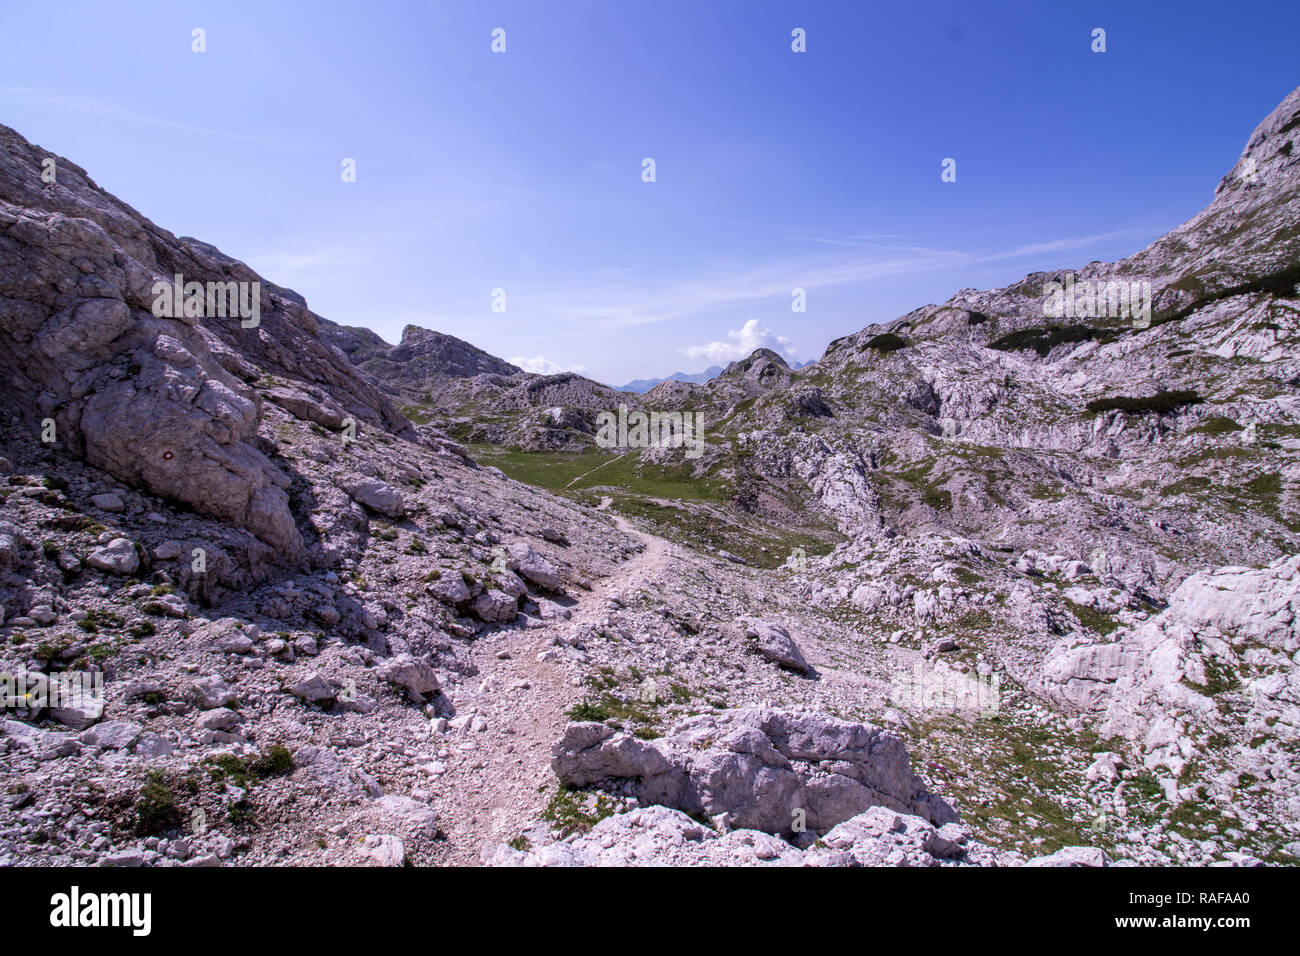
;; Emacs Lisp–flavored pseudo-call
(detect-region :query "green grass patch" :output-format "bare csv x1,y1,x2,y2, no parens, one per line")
1063,598,1119,637
541,785,618,837
473,446,731,502
1190,416,1242,436
202,744,294,790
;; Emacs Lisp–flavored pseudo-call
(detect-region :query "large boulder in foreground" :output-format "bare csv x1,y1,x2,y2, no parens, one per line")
551,707,956,836
485,803,1012,867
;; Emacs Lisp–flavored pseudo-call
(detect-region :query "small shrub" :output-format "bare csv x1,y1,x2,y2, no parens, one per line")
204,753,255,789
864,332,909,353
227,799,256,825
1085,390,1202,415
990,323,1106,357
1162,475,1212,496
205,744,294,789
567,700,612,722
249,744,294,778
134,770,181,836
84,609,125,629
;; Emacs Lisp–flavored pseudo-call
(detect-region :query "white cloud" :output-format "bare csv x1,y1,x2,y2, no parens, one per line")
682,319,796,363
508,354,588,375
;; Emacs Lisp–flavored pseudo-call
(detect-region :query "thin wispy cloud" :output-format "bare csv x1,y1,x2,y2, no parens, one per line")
979,228,1152,261
546,249,965,331
788,233,914,247
515,227,1153,333
0,86,334,153
346,227,1154,354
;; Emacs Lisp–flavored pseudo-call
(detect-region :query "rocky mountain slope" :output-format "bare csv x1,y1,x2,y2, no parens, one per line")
0,86,1297,869
318,321,644,452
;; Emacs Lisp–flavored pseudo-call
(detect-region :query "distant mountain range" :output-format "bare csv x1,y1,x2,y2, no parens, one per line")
615,360,812,393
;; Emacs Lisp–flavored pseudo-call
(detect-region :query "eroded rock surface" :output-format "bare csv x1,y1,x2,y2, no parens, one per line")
552,708,957,835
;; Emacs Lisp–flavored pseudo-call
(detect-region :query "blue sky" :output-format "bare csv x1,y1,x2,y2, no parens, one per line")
2,0,1297,385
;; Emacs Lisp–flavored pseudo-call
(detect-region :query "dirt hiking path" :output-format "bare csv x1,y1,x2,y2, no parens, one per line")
432,503,674,863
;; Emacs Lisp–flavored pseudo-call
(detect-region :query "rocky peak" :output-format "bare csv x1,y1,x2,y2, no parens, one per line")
700,348,799,404
722,347,790,376
384,325,521,378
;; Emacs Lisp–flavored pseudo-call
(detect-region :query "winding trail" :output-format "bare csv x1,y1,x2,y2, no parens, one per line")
432,501,674,863
564,454,625,489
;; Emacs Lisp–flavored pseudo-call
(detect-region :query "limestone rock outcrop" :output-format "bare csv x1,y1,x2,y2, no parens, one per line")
552,708,957,836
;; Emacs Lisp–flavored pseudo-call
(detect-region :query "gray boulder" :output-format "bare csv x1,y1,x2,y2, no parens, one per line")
90,492,125,512
85,538,139,575
472,589,519,623
191,675,235,709
288,673,335,704
80,720,141,749
508,544,560,590
1026,846,1110,867
552,708,956,836
427,571,472,604
738,618,811,674
196,708,241,731
377,654,439,698
360,834,406,867
49,691,104,730
345,477,405,518
2,719,82,760
372,795,439,838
